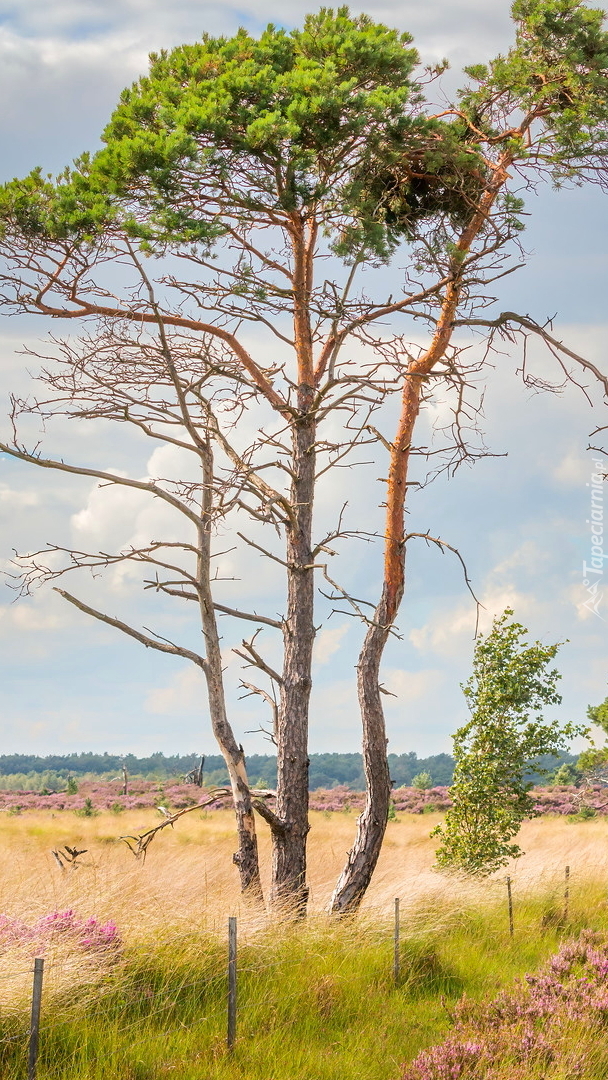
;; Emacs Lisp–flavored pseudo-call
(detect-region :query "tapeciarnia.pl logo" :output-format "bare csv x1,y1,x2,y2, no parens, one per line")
582,458,606,620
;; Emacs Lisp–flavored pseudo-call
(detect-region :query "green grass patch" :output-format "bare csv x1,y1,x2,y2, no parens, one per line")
2,880,608,1080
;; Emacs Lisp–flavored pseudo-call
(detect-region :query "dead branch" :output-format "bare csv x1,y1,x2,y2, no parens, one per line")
404,531,482,635
120,789,231,860
53,588,208,668
121,786,278,861
457,311,608,397
234,631,283,686
52,845,88,870
240,680,278,744
0,442,202,526
214,603,282,630
236,531,291,569
252,798,286,835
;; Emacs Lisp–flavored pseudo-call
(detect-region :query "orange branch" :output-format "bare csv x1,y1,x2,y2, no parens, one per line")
33,297,292,419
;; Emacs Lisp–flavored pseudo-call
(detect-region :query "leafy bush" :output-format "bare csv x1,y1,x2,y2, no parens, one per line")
433,611,584,876
568,805,597,822
551,762,581,786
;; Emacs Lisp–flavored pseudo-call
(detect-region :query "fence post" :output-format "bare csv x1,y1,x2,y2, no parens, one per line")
393,898,400,986
227,916,237,1050
28,957,44,1080
564,865,570,924
506,876,514,938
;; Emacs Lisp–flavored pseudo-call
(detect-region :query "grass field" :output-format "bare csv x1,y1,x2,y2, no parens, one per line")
2,807,608,1079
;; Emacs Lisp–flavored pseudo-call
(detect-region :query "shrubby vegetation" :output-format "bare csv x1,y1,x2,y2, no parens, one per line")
433,613,585,876
403,932,608,1080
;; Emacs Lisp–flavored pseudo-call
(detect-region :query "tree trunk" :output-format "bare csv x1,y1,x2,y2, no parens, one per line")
271,216,316,913
272,410,315,912
330,156,516,914
329,594,393,913
330,376,420,913
198,445,263,900
202,640,264,899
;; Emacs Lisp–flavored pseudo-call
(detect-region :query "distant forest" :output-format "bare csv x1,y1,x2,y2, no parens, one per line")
0,750,578,790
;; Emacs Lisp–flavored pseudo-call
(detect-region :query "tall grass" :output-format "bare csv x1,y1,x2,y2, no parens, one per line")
1,809,608,1079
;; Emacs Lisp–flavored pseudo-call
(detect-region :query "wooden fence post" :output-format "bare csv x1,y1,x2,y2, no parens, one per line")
393,898,400,986
27,957,44,1080
564,865,570,924
506,877,514,938
227,916,237,1050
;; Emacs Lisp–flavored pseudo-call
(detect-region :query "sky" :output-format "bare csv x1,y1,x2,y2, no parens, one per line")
0,0,607,760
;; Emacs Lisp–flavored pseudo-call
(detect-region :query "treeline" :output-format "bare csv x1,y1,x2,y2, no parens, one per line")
0,750,578,790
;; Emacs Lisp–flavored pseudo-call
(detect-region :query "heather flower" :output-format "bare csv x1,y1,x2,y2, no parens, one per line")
1,781,607,816
0,910,121,957
402,932,608,1079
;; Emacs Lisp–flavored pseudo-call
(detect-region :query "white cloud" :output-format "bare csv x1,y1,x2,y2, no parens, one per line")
489,540,546,580
553,451,590,488
69,467,195,591
384,667,444,702
408,587,532,658
0,591,75,658
145,664,205,715
313,623,349,667
0,483,39,508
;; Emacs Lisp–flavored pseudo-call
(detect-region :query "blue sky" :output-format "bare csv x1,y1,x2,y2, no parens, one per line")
0,0,607,758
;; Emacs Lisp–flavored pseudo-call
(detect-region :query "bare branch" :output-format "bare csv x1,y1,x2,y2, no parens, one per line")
54,588,207,668
236,532,291,569
457,311,608,397
23,293,294,419
234,631,283,686
240,679,278,743
252,799,286,835
0,442,202,526
120,788,230,860
404,531,482,635
215,603,282,630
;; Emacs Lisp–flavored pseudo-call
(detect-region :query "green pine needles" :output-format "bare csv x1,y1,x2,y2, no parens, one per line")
433,611,586,876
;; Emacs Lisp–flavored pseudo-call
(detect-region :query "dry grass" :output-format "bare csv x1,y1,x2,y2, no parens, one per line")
1,806,606,986
2,807,608,933
1,808,608,1079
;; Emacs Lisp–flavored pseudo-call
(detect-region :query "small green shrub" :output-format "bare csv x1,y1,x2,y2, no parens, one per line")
568,805,596,822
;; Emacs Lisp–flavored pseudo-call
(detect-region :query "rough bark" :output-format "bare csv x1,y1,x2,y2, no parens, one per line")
330,377,420,913
272,413,315,911
271,216,316,913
